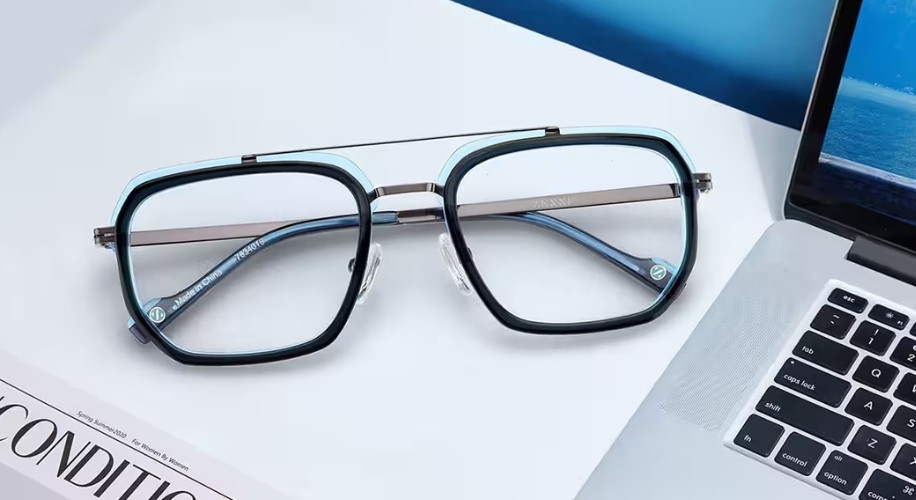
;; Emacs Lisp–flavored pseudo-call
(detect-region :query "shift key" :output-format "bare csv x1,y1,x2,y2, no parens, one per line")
756,386,853,445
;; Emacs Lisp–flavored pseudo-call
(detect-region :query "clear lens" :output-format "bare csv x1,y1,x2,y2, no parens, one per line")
455,144,687,324
128,172,361,354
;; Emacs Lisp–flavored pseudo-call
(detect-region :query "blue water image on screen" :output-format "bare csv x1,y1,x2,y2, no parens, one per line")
823,78,916,180
816,0,916,225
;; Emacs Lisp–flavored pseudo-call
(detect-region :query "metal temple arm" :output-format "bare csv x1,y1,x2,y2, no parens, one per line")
95,175,711,247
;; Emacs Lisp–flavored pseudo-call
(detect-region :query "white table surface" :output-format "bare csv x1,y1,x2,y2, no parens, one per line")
0,0,802,498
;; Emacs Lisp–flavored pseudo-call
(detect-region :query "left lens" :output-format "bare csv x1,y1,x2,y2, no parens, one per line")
128,170,362,355
454,143,688,324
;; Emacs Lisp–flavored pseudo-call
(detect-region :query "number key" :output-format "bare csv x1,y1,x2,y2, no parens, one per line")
892,337,916,371
850,321,896,355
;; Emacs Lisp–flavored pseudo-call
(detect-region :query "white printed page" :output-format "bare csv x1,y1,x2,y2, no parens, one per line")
0,349,292,500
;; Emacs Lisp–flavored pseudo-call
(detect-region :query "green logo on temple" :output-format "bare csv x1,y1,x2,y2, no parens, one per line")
650,265,667,281
149,306,167,324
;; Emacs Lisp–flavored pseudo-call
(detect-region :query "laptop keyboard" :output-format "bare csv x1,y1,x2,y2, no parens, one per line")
725,280,916,498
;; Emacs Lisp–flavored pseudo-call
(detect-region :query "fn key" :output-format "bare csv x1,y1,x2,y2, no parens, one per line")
733,415,784,457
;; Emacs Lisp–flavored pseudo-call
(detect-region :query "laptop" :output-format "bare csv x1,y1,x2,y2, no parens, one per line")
574,0,916,498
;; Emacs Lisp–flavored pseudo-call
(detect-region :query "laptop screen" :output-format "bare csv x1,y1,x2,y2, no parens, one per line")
788,0,916,250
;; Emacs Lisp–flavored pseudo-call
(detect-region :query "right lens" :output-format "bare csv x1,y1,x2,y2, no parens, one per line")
127,171,362,355
455,143,687,325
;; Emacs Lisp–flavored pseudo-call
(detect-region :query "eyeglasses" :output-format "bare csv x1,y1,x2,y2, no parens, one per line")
94,126,712,366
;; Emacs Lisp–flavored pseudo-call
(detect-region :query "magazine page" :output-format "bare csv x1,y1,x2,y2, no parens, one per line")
0,349,291,500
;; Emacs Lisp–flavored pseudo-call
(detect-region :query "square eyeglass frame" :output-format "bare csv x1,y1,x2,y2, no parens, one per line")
95,125,711,366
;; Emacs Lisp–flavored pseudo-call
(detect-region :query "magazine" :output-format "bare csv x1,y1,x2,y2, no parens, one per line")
0,349,292,499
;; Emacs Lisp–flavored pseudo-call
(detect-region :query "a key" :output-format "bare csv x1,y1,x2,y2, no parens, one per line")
811,305,855,339
853,356,899,392
817,451,867,495
732,415,783,457
858,470,916,500
850,321,896,355
756,386,853,445
845,388,892,425
870,304,910,330
892,337,916,371
888,406,916,443
895,373,916,407
828,288,869,313
775,432,825,476
893,444,916,482
848,426,896,464
774,358,850,407
793,331,858,375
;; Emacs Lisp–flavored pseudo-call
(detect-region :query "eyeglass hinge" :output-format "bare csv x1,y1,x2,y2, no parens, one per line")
241,154,258,164
545,126,561,136
94,227,116,249
692,172,713,193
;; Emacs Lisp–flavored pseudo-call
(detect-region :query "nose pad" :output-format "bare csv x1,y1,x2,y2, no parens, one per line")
356,243,383,305
438,233,473,296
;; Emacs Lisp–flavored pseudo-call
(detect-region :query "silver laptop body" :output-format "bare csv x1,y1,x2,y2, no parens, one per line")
575,0,916,498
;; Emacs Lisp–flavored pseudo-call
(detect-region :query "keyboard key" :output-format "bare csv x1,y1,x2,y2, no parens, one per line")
774,358,850,407
850,321,896,355
858,470,916,500
870,304,910,330
775,432,825,476
817,451,867,495
811,305,856,339
853,356,899,392
845,388,893,425
733,415,783,457
912,321,916,336
896,373,916,407
829,288,869,313
892,337,916,371
849,426,896,464
794,331,858,375
888,406,916,443
893,444,916,481
756,386,853,445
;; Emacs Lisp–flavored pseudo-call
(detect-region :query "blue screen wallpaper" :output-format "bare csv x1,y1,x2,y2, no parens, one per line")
815,0,916,225
452,0,837,128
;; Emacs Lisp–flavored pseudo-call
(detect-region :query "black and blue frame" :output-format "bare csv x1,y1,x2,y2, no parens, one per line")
94,126,712,366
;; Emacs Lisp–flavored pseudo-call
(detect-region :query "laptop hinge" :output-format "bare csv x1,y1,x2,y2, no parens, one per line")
847,236,916,288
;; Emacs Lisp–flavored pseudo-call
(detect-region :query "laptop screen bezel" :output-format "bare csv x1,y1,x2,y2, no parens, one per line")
785,0,916,253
